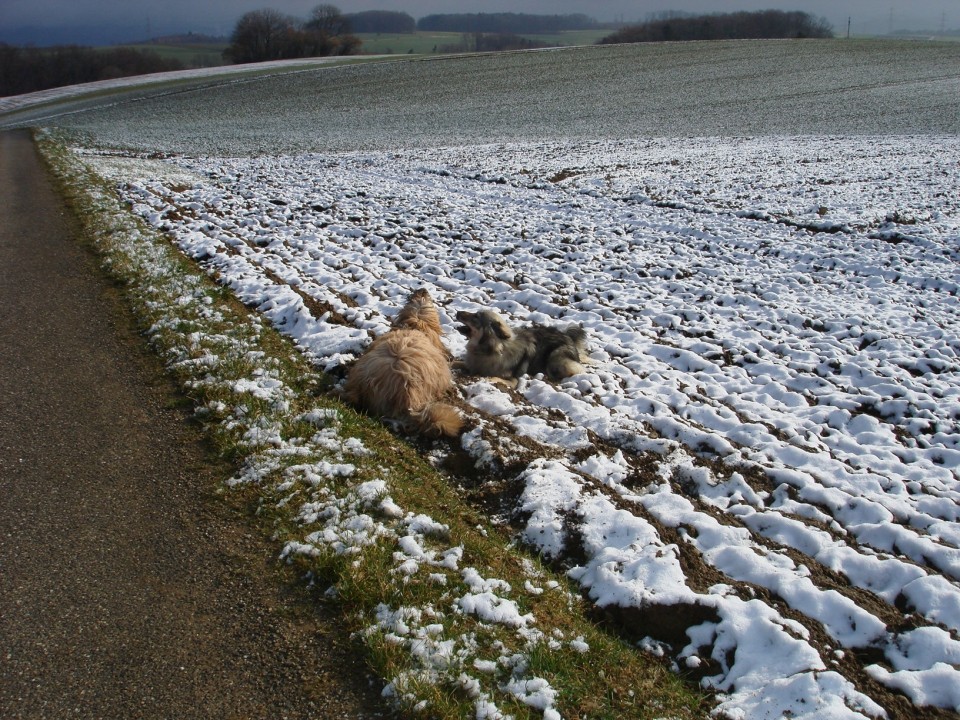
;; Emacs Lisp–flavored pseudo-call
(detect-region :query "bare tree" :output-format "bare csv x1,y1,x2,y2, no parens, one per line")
306,4,351,36
302,4,359,57
223,6,360,64
224,9,298,64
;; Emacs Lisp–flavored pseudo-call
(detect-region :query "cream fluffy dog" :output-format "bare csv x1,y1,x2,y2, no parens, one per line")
342,289,462,438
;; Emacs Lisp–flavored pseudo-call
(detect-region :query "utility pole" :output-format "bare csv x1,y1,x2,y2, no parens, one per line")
847,16,851,39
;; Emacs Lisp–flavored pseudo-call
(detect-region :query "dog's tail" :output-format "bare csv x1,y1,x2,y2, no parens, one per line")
543,325,590,380
566,324,592,365
411,402,463,438
565,324,588,355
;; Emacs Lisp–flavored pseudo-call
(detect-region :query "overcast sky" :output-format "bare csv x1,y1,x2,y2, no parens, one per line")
2,0,957,45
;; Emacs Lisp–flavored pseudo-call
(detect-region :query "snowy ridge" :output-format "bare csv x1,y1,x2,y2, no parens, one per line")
90,134,960,718
0,56,384,116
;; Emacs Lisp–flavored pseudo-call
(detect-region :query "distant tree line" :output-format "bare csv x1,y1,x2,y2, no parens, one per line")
435,33,552,54
0,44,184,97
223,4,359,64
600,10,833,44
343,10,416,34
418,13,597,34
222,8,601,62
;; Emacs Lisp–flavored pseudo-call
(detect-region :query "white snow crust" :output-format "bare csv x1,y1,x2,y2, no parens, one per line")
88,134,960,718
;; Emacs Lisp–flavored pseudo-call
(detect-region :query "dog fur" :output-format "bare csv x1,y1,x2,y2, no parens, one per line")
342,289,462,438
456,309,587,382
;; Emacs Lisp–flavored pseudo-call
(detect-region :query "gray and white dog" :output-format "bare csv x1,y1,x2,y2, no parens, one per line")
456,309,588,382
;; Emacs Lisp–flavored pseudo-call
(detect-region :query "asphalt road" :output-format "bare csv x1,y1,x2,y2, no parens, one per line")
0,129,390,719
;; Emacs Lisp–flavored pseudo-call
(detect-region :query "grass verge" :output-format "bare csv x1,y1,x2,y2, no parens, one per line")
35,129,709,720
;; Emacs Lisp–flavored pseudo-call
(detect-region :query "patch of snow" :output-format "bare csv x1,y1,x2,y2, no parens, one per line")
85,134,960,719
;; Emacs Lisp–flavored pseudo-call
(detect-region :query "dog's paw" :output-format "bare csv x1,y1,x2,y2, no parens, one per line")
381,417,409,434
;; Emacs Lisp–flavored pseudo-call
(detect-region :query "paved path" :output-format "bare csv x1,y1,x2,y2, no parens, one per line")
0,130,388,719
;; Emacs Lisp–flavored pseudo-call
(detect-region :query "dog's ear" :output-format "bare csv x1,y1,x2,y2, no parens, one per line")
409,288,432,304
491,316,512,340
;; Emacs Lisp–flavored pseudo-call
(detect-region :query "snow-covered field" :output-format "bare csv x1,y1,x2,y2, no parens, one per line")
83,132,960,718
